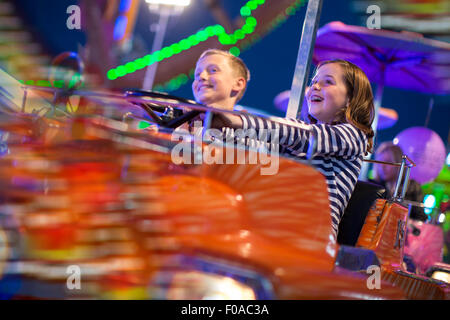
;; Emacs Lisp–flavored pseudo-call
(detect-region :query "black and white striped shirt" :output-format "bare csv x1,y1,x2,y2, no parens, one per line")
239,113,368,238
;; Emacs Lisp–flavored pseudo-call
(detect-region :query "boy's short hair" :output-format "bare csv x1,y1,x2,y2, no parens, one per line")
198,49,250,102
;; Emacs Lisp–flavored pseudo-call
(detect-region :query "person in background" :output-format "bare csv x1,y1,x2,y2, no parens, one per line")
372,141,427,221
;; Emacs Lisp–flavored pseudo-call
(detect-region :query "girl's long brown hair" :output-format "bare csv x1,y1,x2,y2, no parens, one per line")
308,59,375,154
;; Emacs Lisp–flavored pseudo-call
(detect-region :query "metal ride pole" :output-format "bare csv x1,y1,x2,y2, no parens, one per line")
392,155,407,201
286,0,323,119
400,166,411,200
142,7,171,91
424,97,434,128
21,86,27,113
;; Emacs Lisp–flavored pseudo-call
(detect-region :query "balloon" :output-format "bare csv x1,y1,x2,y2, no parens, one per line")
394,127,446,184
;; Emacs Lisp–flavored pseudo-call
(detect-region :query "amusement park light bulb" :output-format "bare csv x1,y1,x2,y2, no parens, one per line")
431,271,450,284
424,194,436,208
145,0,191,6
423,194,436,215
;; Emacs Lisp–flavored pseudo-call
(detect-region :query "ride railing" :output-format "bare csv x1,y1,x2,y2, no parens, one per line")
364,156,416,203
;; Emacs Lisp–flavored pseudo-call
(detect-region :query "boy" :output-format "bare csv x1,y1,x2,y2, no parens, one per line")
192,49,250,111
137,49,250,131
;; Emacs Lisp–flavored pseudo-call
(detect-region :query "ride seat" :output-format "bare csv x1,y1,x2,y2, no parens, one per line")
337,180,386,246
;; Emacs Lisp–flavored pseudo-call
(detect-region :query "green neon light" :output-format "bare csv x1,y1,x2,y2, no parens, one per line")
107,0,268,81
154,0,305,92
16,1,304,94
18,79,86,89
240,6,251,17
138,121,152,129
229,46,240,57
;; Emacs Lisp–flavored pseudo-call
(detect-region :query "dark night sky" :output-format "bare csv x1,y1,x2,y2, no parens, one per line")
14,0,450,148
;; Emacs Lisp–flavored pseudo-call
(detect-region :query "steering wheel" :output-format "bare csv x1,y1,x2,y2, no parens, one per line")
124,89,203,129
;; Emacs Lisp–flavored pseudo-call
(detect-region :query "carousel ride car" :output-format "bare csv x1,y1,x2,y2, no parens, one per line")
0,70,448,300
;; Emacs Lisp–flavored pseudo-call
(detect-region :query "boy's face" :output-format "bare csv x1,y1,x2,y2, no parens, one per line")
306,63,349,124
192,54,244,110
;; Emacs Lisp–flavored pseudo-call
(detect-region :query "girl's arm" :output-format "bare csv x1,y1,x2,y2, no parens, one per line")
237,113,367,159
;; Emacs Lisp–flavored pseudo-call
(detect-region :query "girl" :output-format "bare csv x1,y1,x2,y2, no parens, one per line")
213,59,375,239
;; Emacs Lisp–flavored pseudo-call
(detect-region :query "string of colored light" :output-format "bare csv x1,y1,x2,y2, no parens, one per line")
153,0,306,92
107,0,266,81
20,0,306,91
18,79,85,88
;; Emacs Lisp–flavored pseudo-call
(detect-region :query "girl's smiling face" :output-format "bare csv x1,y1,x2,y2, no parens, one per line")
306,63,349,124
